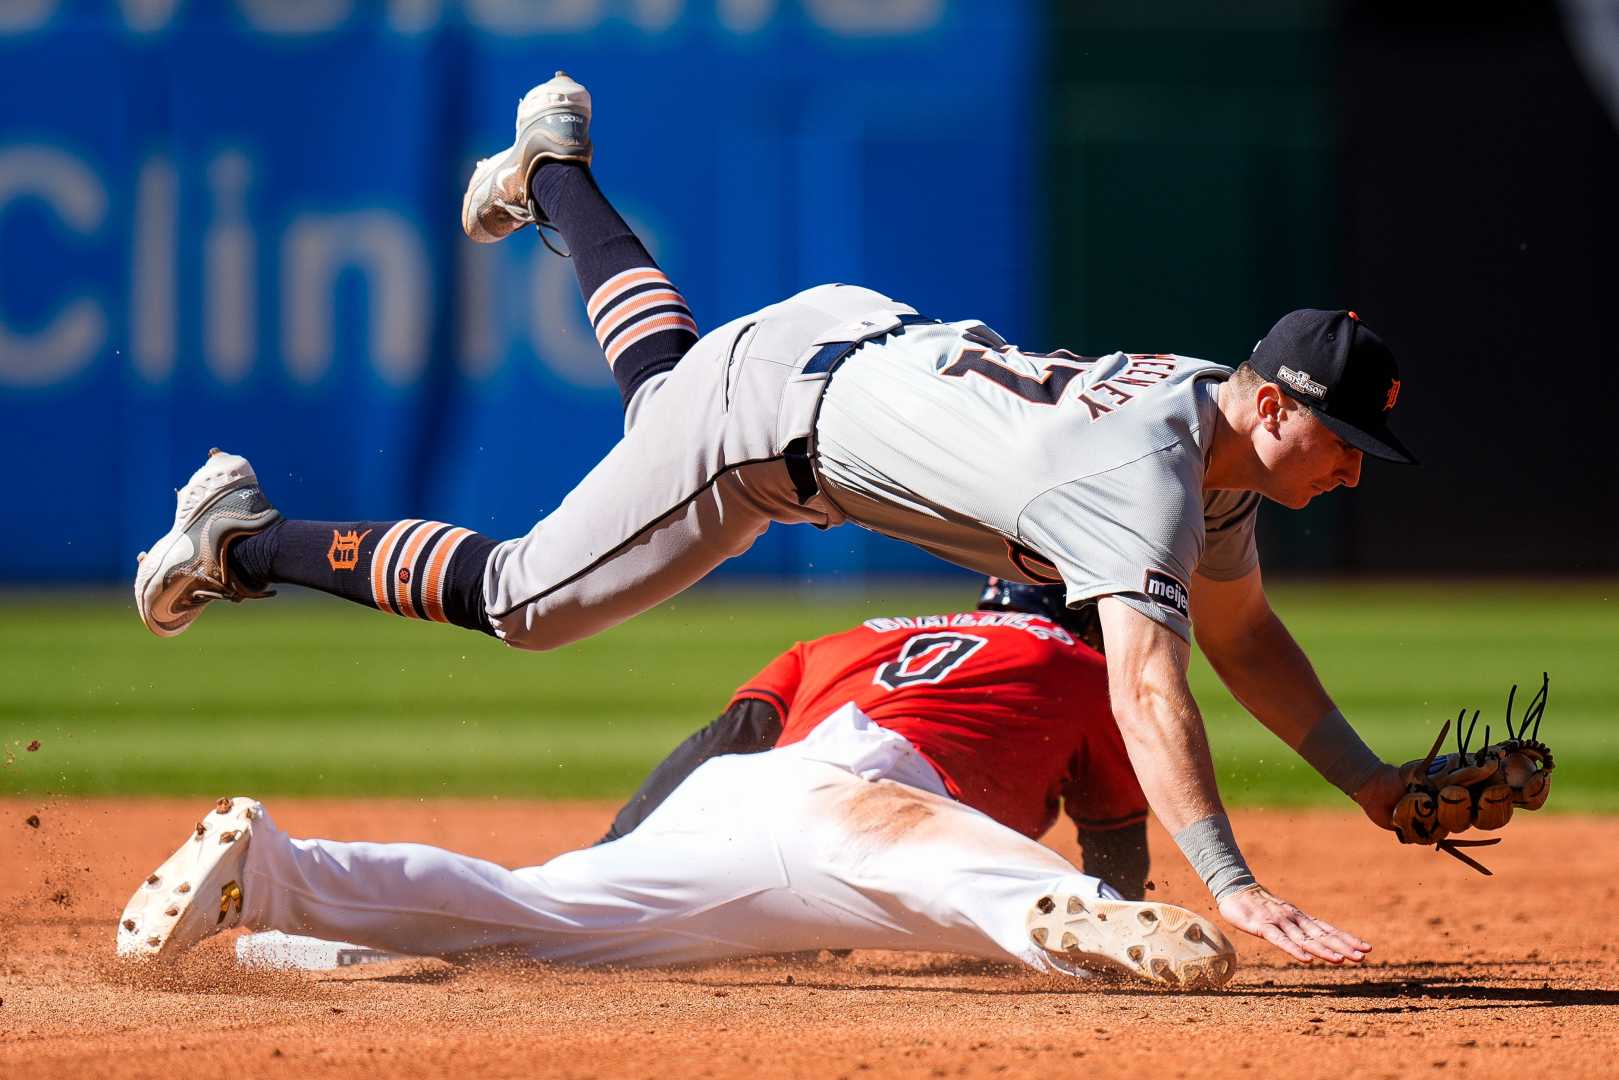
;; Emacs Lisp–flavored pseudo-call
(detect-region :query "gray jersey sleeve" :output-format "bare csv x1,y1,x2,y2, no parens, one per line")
1016,444,1205,641
1197,490,1260,581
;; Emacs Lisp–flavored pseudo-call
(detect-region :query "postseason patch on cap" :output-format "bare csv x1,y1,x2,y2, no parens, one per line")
1276,365,1327,400
1142,569,1190,619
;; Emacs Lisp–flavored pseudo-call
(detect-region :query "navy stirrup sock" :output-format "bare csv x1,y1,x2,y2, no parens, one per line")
530,164,698,408
229,520,496,635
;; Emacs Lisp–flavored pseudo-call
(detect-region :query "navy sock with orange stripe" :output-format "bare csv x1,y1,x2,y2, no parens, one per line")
530,163,699,409
228,520,497,635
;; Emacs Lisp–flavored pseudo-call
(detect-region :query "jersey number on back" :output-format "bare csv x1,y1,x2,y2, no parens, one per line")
939,347,1096,406
873,633,988,690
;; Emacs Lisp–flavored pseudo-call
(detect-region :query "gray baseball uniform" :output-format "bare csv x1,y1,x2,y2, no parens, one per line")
814,322,1259,640
484,283,1256,649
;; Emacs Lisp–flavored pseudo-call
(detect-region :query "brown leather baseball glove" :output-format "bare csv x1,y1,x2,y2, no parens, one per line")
1390,674,1553,874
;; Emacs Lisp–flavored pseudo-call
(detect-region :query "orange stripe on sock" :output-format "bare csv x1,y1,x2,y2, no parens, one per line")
586,267,669,322
595,289,689,343
393,522,444,619
420,527,472,624
369,520,421,614
605,314,700,368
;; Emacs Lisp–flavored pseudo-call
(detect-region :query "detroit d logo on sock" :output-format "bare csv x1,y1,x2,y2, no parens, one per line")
327,529,371,572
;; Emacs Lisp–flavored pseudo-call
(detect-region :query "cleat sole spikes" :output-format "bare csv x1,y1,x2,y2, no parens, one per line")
116,797,263,961
1026,889,1237,989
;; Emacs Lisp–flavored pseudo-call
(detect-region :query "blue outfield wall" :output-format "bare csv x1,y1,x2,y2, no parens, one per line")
0,2,1036,586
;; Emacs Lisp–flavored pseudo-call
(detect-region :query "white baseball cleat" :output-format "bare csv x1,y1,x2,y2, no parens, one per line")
1027,889,1238,988
133,448,281,638
461,70,593,244
117,797,262,961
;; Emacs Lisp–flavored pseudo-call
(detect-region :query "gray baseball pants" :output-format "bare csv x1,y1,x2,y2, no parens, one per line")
483,283,911,650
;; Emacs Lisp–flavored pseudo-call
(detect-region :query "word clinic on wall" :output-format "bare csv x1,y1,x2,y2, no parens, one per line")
0,144,620,392
0,0,945,37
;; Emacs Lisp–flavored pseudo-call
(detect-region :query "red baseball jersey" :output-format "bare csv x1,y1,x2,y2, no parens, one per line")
729,611,1147,840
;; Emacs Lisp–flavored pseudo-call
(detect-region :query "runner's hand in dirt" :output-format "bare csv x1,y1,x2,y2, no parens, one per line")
1217,885,1371,964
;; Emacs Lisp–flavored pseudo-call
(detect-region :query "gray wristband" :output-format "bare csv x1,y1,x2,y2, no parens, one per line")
1297,707,1383,797
1172,814,1256,901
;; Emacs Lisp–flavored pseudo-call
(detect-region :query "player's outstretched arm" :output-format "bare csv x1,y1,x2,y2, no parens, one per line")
1190,567,1402,828
1096,597,1370,965
1093,598,1222,837
1188,566,1335,744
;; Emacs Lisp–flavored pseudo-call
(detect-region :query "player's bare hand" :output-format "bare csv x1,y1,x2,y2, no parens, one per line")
1352,764,1406,832
1217,885,1371,964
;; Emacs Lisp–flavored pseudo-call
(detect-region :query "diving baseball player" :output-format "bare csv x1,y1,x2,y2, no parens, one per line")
118,584,1242,988
132,72,1413,964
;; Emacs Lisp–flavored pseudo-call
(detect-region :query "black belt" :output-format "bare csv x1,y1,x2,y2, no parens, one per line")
784,312,937,504
799,312,937,376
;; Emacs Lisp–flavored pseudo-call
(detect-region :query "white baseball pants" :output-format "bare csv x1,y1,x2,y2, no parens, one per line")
236,705,1113,973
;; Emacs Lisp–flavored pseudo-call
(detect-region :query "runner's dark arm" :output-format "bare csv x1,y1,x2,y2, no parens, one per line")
1077,821,1151,902
596,697,785,844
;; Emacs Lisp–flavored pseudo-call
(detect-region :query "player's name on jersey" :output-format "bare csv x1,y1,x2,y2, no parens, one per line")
862,611,1074,644
1077,355,1182,420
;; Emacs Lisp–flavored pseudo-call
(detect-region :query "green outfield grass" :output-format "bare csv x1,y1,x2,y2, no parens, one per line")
1,583,1614,810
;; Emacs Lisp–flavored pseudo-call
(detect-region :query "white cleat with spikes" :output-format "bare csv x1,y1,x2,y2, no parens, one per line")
1027,888,1238,988
461,70,593,243
118,797,262,960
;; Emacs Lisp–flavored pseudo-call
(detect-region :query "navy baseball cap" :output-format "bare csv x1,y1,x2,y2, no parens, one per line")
1247,309,1417,465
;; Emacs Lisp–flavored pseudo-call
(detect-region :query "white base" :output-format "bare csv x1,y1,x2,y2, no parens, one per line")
235,931,404,971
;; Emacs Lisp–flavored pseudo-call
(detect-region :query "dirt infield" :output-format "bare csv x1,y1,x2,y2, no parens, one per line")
3,798,1617,1079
